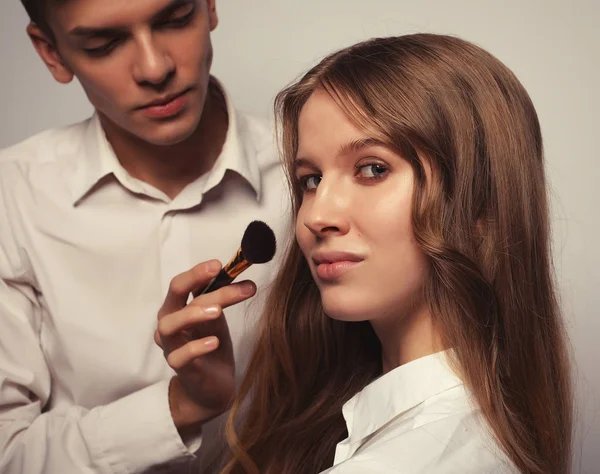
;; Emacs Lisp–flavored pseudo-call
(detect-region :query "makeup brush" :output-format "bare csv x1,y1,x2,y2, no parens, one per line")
192,220,277,297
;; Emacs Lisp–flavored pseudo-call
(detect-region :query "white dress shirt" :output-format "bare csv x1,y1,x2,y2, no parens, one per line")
321,351,518,474
0,80,290,474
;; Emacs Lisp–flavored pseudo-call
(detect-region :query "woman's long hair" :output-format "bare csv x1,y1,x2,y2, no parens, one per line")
222,34,572,474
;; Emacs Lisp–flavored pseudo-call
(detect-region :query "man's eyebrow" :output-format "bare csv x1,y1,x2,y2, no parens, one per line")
68,0,193,37
68,25,125,38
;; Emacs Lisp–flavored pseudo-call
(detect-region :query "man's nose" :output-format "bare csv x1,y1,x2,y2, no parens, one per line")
132,34,175,88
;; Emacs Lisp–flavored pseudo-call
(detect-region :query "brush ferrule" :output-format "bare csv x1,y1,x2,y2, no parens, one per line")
223,248,251,279
192,248,252,297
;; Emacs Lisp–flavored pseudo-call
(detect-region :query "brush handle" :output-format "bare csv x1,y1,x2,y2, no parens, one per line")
192,269,234,297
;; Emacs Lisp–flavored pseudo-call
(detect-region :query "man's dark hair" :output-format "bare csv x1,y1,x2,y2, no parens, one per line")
20,0,57,42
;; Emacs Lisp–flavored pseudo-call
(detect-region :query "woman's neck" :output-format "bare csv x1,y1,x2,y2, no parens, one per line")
371,302,447,374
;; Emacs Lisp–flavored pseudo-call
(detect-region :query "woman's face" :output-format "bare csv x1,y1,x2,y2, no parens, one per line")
295,88,429,323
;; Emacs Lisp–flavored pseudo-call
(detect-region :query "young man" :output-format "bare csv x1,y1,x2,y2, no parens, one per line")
0,1,289,472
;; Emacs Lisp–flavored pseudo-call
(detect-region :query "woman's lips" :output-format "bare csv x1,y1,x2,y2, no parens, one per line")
315,259,363,281
312,251,365,281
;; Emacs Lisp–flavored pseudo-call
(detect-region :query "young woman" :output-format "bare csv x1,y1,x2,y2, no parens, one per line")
222,33,573,474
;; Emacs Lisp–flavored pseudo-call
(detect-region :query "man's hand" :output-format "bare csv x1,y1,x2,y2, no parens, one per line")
155,260,256,429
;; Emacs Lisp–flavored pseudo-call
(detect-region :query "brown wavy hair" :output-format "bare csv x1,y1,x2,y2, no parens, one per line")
222,33,573,474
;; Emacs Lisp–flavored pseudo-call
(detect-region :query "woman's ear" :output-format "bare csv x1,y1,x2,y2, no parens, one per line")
26,23,74,84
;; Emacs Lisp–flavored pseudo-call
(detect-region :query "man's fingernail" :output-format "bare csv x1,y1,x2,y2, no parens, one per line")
205,260,220,273
240,282,256,296
203,337,218,347
204,305,220,316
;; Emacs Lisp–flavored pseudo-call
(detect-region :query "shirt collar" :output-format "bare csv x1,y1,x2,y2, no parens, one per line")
69,77,263,206
342,350,463,447
70,113,119,205
200,77,262,199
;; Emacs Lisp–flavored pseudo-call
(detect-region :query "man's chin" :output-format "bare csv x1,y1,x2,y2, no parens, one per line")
135,117,199,146
99,110,201,147
141,129,195,147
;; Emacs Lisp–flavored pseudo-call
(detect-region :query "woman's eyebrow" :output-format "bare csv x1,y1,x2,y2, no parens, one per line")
337,137,387,156
293,157,319,172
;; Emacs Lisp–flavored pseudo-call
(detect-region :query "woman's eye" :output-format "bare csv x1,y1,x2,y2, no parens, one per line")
300,175,321,191
358,164,388,179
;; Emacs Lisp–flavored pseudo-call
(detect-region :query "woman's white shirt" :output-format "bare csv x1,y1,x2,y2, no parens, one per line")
321,351,518,474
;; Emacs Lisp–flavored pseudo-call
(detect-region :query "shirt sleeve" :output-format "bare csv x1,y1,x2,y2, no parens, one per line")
0,165,201,474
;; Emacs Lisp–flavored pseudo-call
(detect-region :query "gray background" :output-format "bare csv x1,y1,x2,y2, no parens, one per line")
0,1,598,472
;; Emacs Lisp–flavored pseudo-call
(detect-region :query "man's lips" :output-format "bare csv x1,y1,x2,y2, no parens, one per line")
135,88,192,110
134,88,192,119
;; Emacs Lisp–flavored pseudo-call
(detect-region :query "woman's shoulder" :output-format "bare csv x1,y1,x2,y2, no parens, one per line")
327,386,518,474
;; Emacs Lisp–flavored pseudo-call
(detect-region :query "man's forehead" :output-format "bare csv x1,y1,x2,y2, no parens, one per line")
50,0,195,31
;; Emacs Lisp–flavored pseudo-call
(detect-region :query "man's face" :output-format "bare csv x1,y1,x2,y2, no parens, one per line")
40,0,218,146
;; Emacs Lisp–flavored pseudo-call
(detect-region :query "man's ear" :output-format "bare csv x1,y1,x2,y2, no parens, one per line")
206,0,219,31
26,23,74,84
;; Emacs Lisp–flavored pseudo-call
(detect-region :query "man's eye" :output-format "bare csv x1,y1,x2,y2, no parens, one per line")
84,39,119,57
159,11,194,28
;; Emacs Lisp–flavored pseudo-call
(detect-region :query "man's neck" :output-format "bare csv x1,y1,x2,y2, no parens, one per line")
99,83,229,200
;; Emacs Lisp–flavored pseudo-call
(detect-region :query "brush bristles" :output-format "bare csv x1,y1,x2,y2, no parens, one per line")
241,221,277,264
